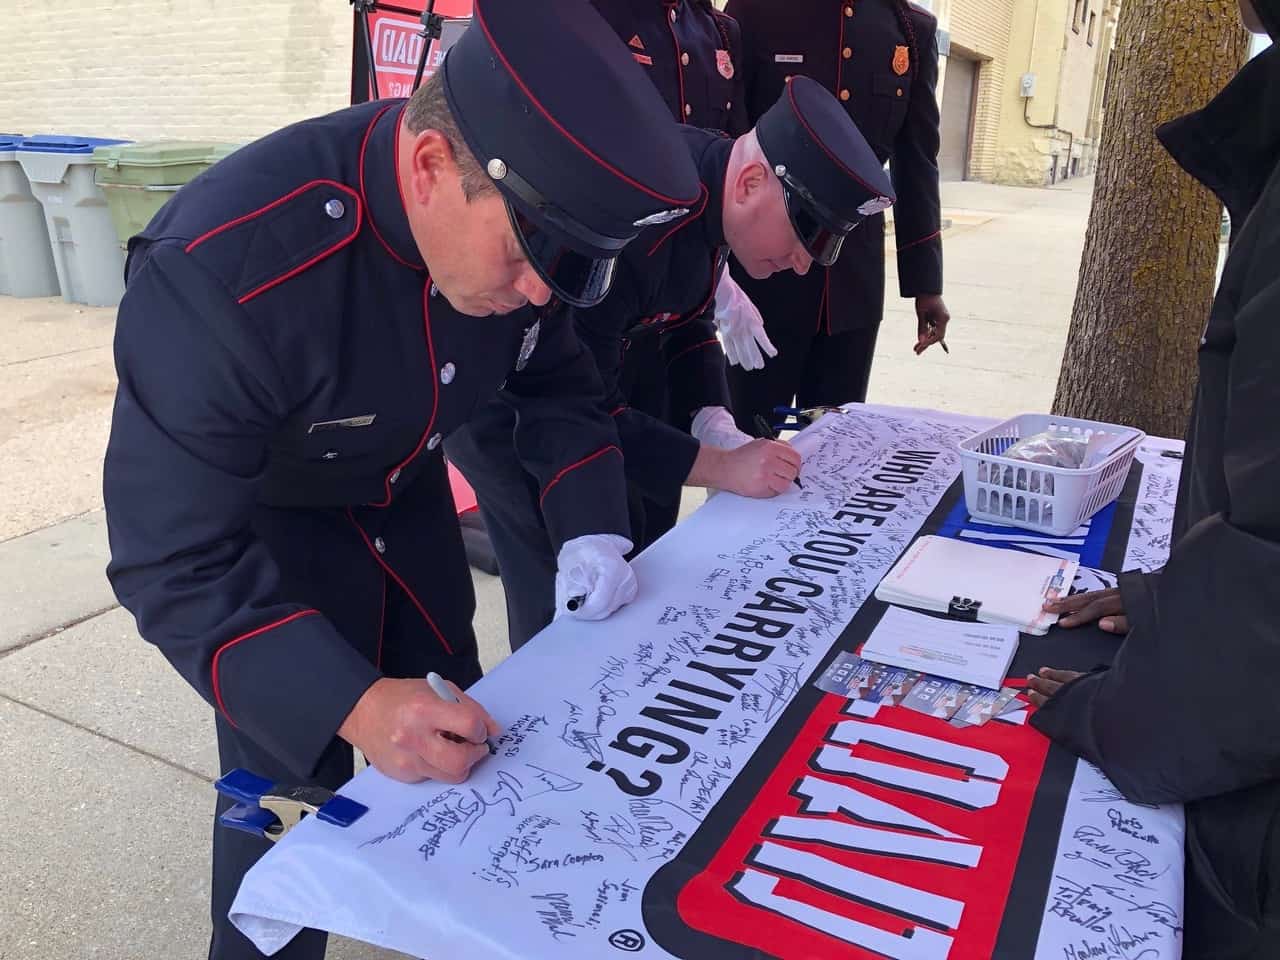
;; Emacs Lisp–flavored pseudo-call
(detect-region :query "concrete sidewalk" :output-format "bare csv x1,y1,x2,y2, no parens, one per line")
0,176,1098,959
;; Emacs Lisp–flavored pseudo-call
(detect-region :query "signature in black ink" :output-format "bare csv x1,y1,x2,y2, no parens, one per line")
524,763,584,799
592,655,629,689
531,891,584,942
1107,809,1159,845
457,770,526,842
751,664,803,722
558,700,616,763
1069,825,1168,888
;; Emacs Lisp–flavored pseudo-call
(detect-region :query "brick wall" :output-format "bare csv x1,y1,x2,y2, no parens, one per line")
0,1,353,144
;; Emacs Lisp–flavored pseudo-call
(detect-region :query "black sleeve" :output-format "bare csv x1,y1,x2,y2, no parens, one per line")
891,15,944,298
498,307,631,550
661,294,732,423
103,243,380,778
571,269,701,507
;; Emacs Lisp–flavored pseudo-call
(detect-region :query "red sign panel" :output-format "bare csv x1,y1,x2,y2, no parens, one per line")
363,2,473,100
644,685,1063,959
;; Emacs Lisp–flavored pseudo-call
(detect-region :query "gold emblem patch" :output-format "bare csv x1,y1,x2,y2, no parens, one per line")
892,44,910,76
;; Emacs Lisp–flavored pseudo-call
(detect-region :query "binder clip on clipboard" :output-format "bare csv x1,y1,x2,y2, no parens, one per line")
215,769,369,843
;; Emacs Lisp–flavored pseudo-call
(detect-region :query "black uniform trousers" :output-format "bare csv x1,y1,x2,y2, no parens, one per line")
207,455,482,959
617,335,685,550
725,276,883,435
444,404,558,654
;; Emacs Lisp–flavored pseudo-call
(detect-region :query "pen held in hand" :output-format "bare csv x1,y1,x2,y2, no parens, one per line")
566,593,586,612
426,671,496,755
752,415,804,489
926,319,949,355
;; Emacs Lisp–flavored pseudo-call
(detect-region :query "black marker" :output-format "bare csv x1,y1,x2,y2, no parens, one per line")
752,415,803,489
926,318,949,354
427,671,496,755
566,593,587,612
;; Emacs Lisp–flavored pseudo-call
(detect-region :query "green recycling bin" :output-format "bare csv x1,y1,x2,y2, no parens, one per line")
92,141,241,246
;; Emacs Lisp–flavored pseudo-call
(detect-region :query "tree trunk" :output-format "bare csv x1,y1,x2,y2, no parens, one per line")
1053,0,1249,439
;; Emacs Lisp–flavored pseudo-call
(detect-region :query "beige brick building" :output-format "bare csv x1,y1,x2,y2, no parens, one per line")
925,0,1119,186
1,1,353,143
0,1,1117,185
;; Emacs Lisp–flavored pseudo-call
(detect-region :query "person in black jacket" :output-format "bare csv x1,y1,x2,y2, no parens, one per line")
721,0,950,428
1028,3,1280,955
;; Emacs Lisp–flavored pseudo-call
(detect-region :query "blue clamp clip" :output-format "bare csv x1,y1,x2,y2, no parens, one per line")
215,768,369,843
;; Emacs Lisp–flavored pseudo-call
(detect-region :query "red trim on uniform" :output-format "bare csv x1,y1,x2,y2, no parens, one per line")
647,184,710,256
898,228,941,252
376,570,388,670
472,2,698,208
664,4,690,125
347,508,454,656
538,445,623,508
786,81,882,197
211,609,321,725
359,102,425,271
370,280,440,507
185,179,360,254
609,404,628,416
666,337,720,368
238,194,364,304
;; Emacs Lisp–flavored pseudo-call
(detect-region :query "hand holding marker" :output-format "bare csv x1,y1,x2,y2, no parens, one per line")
752,415,804,489
427,671,496,755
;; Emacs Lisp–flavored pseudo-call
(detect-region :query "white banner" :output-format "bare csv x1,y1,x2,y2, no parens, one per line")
230,406,1185,960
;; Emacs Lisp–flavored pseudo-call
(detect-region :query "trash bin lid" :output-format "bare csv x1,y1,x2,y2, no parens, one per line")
18,135,129,154
0,134,23,150
92,140,241,168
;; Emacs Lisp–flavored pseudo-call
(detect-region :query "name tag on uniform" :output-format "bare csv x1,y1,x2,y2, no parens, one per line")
307,414,377,434
775,54,805,63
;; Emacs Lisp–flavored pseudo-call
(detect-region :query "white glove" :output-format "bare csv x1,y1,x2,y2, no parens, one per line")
554,534,638,622
691,406,753,451
714,272,777,371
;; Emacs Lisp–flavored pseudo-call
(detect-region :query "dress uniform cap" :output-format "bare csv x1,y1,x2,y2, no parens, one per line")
755,75,897,267
443,0,702,307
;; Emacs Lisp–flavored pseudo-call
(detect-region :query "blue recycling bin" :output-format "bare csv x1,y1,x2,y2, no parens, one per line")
0,134,61,297
17,135,131,306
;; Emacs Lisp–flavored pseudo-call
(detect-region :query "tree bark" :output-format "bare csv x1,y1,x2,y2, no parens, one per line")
1053,0,1249,439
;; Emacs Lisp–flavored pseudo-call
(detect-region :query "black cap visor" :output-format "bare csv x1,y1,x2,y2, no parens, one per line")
495,161,632,308
777,170,858,267
506,203,618,308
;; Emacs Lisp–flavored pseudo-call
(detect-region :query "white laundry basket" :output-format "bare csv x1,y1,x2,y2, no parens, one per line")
958,413,1145,536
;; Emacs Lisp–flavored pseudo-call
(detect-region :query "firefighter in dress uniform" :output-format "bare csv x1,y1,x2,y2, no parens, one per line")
720,0,951,428
591,0,751,541
447,77,896,652
101,1,702,956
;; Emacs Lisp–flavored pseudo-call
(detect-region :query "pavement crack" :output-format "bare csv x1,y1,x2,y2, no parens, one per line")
0,603,122,661
0,343,112,368
0,693,213,783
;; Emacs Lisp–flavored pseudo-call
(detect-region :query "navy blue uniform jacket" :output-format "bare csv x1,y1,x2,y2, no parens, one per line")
103,100,628,777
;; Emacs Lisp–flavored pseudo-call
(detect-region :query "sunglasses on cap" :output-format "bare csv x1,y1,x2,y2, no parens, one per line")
774,166,859,268
487,156,633,308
